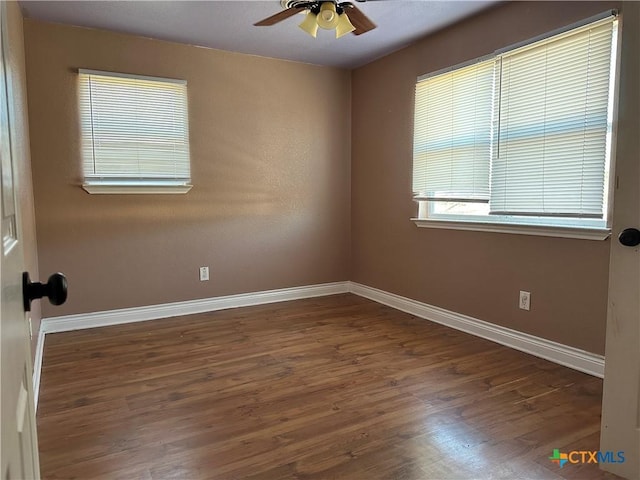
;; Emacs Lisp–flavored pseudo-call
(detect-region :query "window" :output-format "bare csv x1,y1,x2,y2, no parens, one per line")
412,14,619,239
79,70,192,194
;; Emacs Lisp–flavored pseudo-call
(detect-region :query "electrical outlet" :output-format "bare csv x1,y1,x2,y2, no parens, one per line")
519,291,531,311
199,266,209,282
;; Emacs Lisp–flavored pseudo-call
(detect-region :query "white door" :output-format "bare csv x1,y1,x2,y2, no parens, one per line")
600,3,640,479
0,2,40,479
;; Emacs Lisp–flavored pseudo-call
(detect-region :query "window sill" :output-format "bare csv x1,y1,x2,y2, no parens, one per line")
411,218,611,241
82,183,193,195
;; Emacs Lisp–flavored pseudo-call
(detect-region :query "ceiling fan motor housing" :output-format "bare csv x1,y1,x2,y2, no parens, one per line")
281,0,346,12
258,0,375,37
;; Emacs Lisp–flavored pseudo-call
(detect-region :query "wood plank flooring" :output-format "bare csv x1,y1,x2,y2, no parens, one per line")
37,294,620,479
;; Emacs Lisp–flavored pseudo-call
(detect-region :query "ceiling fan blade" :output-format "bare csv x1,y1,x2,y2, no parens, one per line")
254,6,305,27
342,3,376,35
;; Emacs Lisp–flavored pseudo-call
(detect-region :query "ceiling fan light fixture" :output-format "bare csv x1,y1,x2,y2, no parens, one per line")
299,10,319,38
335,12,355,38
255,1,376,38
316,2,339,30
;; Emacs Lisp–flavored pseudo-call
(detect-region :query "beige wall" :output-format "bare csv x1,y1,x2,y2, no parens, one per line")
23,20,351,318
6,1,40,353
23,3,627,355
351,1,621,355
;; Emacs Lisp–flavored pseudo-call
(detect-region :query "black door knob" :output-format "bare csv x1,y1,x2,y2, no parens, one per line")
618,228,640,247
23,272,68,312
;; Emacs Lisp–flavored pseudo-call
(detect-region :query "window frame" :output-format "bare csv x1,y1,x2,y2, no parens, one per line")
411,11,621,240
78,69,193,195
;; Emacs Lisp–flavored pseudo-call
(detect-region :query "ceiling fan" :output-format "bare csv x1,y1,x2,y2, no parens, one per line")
254,0,377,39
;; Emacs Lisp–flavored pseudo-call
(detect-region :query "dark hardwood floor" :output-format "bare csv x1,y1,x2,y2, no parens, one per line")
37,294,619,479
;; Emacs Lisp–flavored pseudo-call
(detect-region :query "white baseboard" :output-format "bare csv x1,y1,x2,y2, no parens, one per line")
349,282,605,378
33,279,604,408
32,326,45,412
34,281,349,405
41,281,350,334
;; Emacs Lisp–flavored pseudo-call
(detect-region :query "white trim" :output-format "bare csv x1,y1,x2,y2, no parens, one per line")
78,69,186,85
34,279,604,415
412,218,611,241
32,326,45,412
41,282,350,334
82,183,193,195
16,384,28,433
349,282,605,378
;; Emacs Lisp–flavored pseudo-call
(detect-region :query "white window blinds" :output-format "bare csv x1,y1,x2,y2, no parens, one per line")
490,18,616,217
412,59,496,202
79,70,191,186
412,14,618,226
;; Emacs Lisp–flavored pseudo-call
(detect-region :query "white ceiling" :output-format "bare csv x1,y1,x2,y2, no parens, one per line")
19,0,499,69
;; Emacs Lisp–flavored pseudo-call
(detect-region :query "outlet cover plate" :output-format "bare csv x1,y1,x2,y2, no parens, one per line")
519,291,531,311
199,266,209,281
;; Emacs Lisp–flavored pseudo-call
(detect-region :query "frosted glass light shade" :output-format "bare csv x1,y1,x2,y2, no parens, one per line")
299,11,318,38
316,2,339,29
335,12,355,38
